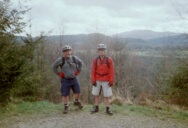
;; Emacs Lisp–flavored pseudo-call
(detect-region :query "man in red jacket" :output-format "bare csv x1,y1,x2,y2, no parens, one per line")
91,44,114,115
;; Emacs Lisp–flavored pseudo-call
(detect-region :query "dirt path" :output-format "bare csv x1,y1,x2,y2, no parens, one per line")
1,110,187,128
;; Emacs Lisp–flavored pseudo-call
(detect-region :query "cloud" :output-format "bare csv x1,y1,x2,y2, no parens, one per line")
21,0,188,36
62,0,164,9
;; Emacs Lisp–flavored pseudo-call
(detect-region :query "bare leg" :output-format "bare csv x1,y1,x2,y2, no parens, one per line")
95,95,101,106
91,95,101,114
104,97,110,107
74,93,83,108
74,93,80,101
62,96,69,114
62,96,68,104
104,97,113,115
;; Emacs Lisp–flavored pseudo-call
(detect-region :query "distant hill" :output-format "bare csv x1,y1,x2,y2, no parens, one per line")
148,34,188,46
119,38,147,44
46,33,111,44
17,30,187,50
45,31,188,50
116,30,179,40
47,34,88,44
118,38,151,49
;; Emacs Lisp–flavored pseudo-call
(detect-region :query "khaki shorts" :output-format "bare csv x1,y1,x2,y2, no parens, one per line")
92,81,113,97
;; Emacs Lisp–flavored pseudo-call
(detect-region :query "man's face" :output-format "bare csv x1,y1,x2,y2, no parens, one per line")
63,50,72,58
98,49,105,56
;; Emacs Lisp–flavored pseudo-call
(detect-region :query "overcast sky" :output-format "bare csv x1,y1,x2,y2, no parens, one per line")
21,0,188,36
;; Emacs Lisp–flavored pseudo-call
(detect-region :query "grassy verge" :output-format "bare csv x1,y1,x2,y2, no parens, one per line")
112,104,188,120
0,101,63,120
0,101,188,121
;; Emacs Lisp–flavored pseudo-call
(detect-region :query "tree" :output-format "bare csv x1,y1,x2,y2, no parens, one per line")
0,0,28,105
167,59,188,106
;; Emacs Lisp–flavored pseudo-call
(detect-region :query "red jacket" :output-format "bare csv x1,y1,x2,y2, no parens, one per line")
92,56,114,86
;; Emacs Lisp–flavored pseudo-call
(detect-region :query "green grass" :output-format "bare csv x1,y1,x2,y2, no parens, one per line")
0,101,63,120
111,104,188,120
0,101,188,121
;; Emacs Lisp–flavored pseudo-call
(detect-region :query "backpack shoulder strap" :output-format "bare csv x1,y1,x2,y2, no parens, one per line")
72,56,78,70
72,56,77,64
61,57,65,67
95,56,99,70
106,56,110,68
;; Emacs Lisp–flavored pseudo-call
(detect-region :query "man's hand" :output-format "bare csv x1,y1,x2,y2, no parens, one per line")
75,71,79,76
92,83,96,86
109,83,113,87
58,72,64,78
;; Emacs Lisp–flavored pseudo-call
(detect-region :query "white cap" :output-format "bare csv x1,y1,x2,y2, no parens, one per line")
62,45,72,52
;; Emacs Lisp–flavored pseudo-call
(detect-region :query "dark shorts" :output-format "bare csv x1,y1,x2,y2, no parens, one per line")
61,77,80,96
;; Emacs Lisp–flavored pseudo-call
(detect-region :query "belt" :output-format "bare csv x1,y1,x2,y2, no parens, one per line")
64,77,75,80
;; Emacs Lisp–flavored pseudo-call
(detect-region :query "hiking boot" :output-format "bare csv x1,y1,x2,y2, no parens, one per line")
74,101,83,109
106,107,113,115
63,105,69,114
91,106,99,114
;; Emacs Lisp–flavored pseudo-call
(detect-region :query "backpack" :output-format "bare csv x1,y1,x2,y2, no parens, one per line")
95,56,109,70
61,56,78,70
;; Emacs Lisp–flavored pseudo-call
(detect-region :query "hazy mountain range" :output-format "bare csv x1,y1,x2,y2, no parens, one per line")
115,30,180,40
19,30,188,49
116,30,188,49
